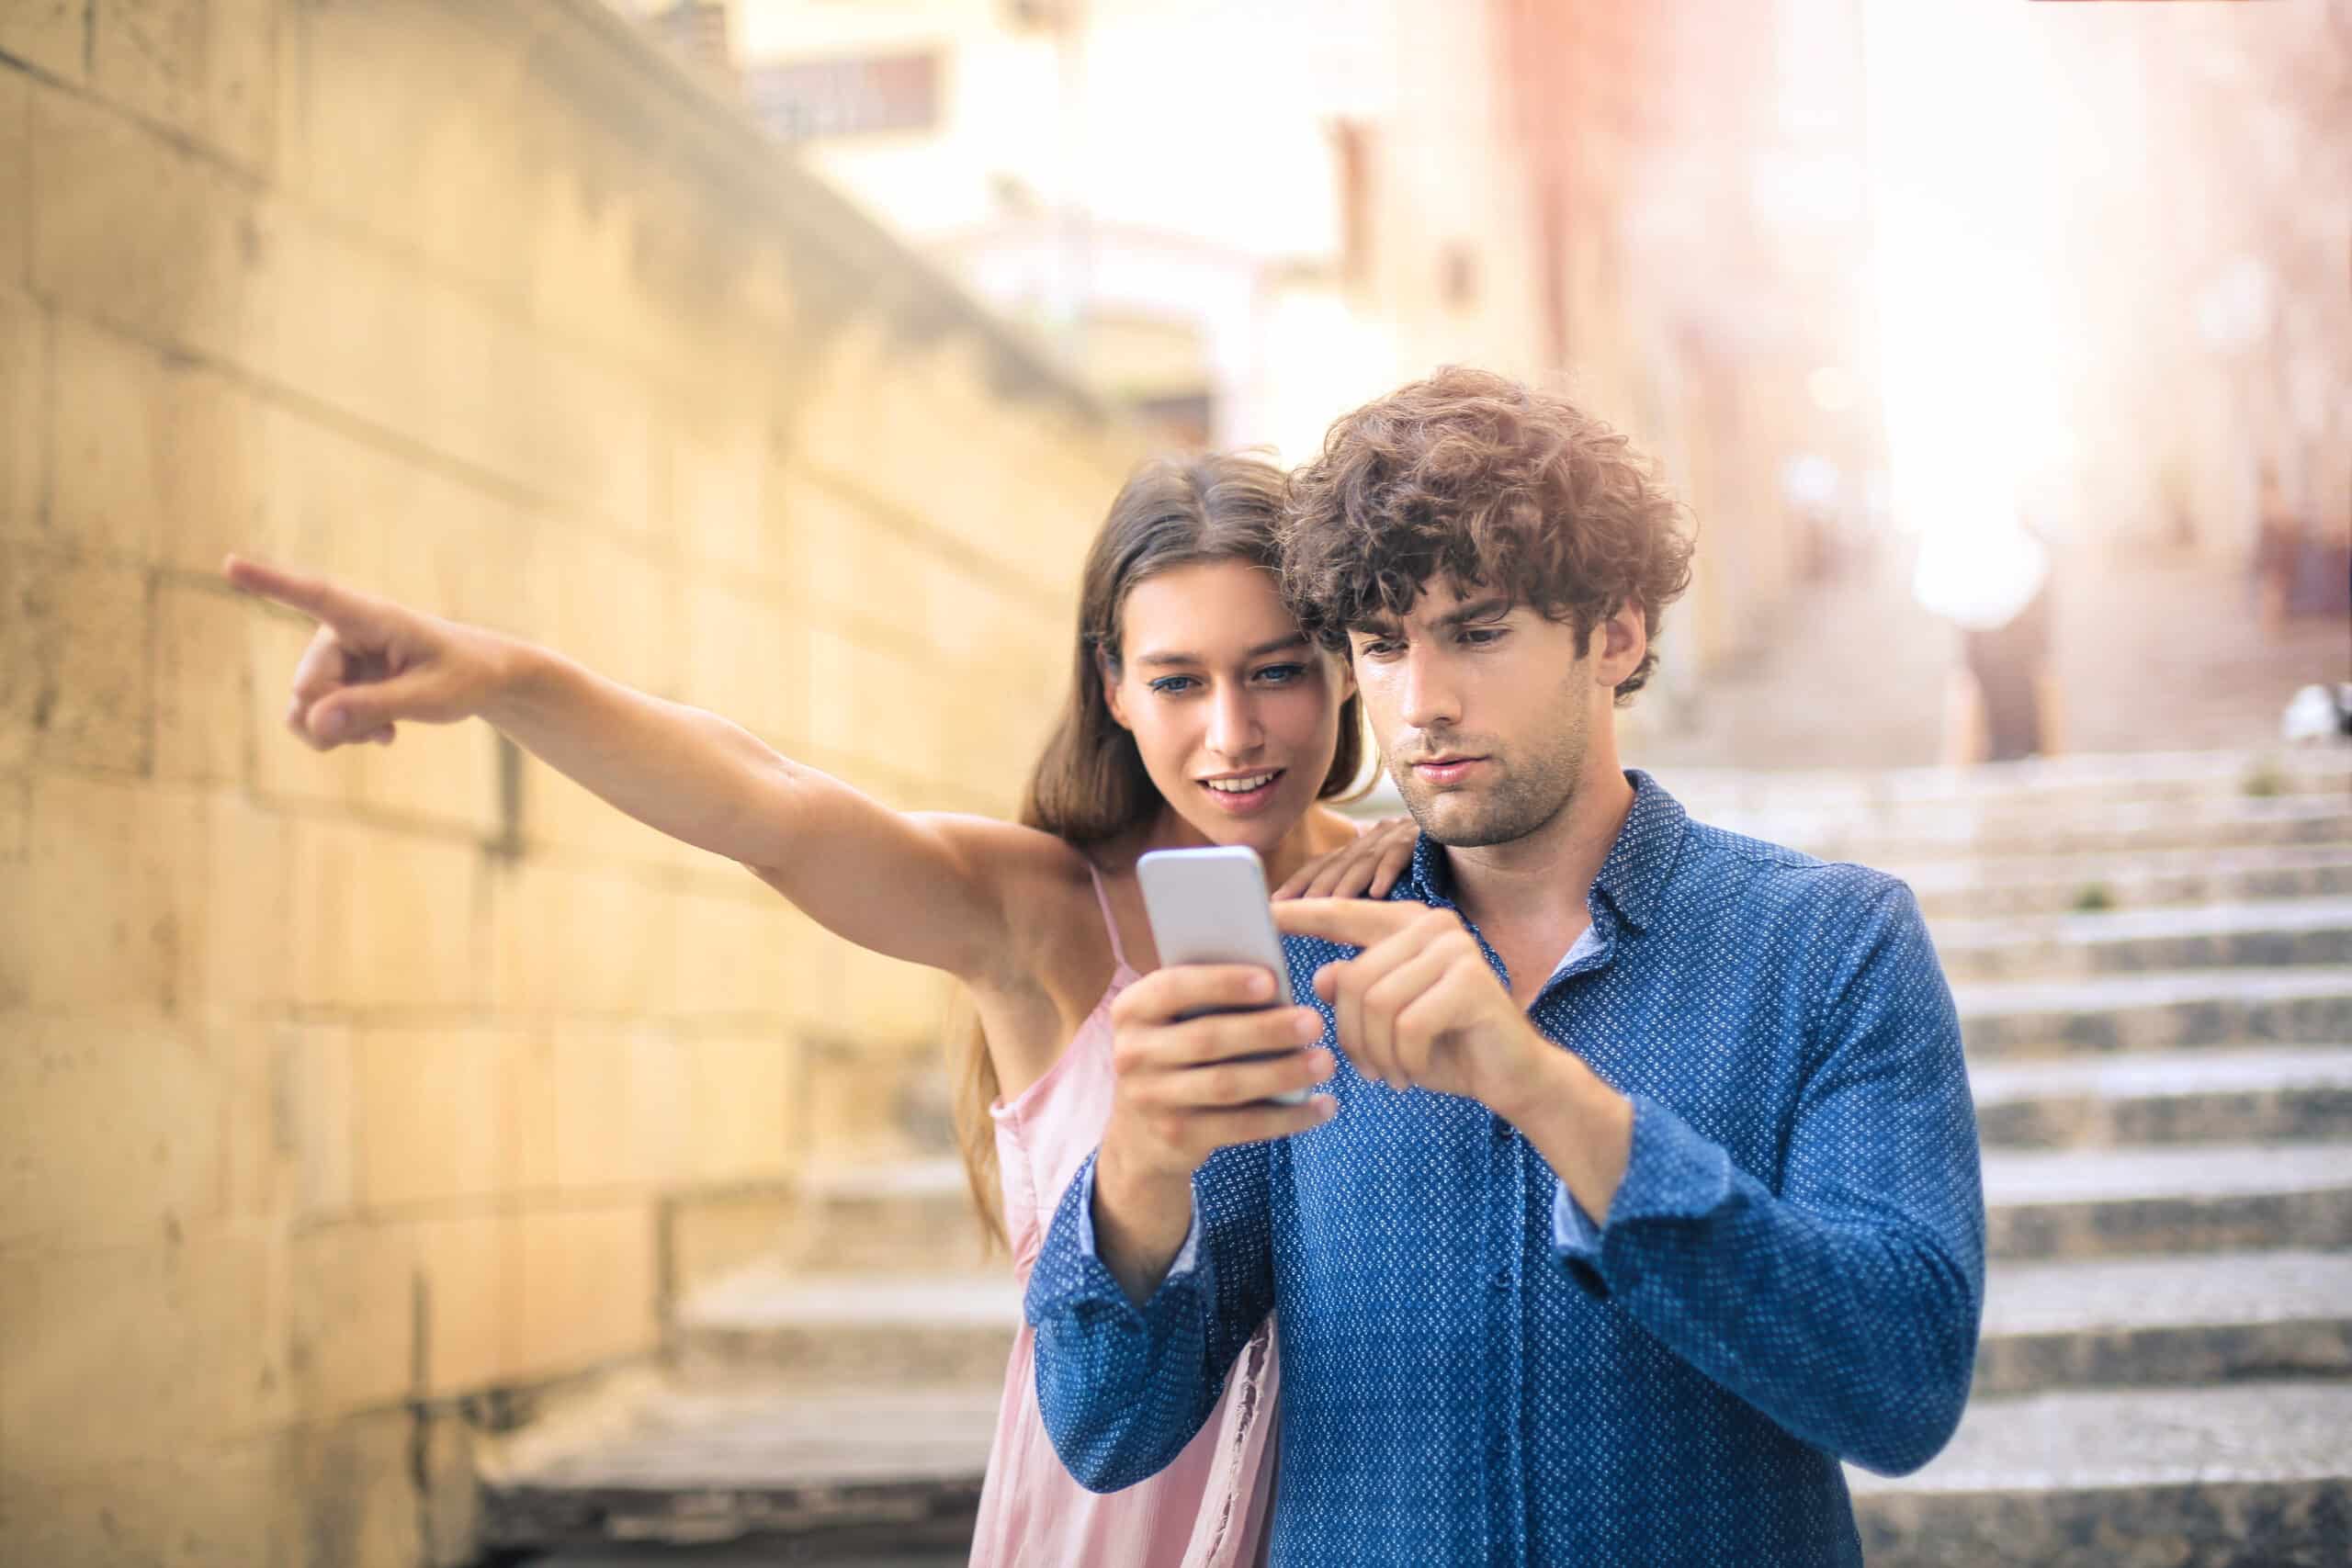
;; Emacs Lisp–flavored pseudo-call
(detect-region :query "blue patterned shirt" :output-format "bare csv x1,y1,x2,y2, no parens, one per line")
1026,771,1986,1566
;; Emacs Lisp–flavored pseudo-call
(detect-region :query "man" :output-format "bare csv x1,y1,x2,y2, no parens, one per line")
1026,368,1985,1565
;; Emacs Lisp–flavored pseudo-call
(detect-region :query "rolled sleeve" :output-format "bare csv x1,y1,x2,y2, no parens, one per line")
1025,1143,1274,1492
1550,1092,1735,1280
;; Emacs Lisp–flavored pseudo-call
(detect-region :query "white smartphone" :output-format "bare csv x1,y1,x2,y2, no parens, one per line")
1136,845,1313,1106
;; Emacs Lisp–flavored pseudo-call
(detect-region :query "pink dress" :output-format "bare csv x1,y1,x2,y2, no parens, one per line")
967,863,1279,1568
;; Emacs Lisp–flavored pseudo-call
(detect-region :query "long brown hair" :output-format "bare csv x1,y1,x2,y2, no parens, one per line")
952,453,1368,1247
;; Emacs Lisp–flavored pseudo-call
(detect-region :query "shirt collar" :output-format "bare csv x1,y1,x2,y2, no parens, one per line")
1396,768,1688,936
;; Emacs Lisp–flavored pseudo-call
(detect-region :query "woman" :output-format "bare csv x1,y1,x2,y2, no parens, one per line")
230,453,1411,1567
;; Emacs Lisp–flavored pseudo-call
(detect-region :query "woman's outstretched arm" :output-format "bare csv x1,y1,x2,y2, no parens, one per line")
228,555,1047,983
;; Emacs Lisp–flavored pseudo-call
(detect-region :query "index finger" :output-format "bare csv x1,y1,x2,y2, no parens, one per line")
1271,897,1427,948
1115,963,1282,1026
222,555,384,636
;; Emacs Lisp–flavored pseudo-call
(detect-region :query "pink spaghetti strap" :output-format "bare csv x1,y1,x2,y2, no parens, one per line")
1084,861,1132,971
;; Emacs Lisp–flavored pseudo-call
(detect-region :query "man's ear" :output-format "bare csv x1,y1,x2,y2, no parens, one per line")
1097,645,1133,730
1593,603,1647,689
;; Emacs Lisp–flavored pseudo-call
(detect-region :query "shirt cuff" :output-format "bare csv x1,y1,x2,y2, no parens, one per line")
1551,1092,1736,1270
1074,1159,1204,1280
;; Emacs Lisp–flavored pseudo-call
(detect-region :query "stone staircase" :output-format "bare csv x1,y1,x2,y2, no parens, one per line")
485,747,2352,1567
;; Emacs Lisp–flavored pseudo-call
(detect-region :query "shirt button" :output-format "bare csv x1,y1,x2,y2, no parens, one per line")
1488,1269,1510,1292
1491,1118,1512,1142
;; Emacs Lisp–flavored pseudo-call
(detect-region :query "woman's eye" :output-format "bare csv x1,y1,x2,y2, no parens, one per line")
1255,663,1308,685
1148,675,1197,695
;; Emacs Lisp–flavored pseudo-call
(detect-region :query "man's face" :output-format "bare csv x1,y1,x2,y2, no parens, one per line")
1346,581,1612,848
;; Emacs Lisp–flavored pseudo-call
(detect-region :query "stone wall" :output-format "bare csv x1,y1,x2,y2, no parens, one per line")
0,2,1138,1562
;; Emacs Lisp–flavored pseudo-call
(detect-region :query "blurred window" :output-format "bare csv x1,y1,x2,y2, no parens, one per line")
745,51,943,141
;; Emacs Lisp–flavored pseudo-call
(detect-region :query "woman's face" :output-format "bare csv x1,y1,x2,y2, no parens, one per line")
1103,559,1351,853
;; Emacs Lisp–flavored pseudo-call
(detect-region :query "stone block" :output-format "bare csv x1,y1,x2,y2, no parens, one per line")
671,882,811,1024
498,1028,559,1196
546,1021,692,1192
0,1432,295,1568
537,525,684,699
277,0,795,394
0,543,151,773
352,1023,505,1209
285,817,484,1012
0,1225,290,1469
288,1406,428,1568
273,0,529,290
0,1012,220,1249
413,1210,504,1397
669,412,780,581
489,857,678,1020
0,286,38,534
0,773,25,864
92,0,279,173
801,621,944,785
830,933,958,1048
47,312,261,568
250,210,659,536
154,577,252,783
290,1218,416,1423
288,1023,356,1219
30,83,275,366
686,1032,797,1184
502,1201,658,1382
662,1185,797,1301
2,773,201,1013
681,570,800,750
180,784,294,1013
0,2,86,82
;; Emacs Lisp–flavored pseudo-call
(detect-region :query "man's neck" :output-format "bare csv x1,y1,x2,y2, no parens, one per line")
1441,753,1635,945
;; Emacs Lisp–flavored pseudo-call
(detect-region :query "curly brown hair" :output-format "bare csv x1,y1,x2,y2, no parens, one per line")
1282,367,1696,703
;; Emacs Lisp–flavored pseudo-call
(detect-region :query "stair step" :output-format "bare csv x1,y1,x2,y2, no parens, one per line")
782,1162,991,1276
1715,792,2352,863
1915,845,2352,920
1970,1045,2352,1146
771,1122,2352,1280
1973,1249,2352,1395
1902,843,2352,920
676,1271,1020,1388
481,1384,997,1554
1955,967,2352,1056
1984,1142,2352,1259
1669,749,2352,818
674,1246,2352,1403
1849,1381,2352,1567
1937,897,2352,981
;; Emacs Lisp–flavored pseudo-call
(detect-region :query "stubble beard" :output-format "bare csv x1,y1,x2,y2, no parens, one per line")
1388,698,1590,850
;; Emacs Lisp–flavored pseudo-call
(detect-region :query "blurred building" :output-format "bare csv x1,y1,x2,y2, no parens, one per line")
624,0,1554,461
622,0,1895,728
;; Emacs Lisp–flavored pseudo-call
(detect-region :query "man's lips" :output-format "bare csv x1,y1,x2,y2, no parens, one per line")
1408,756,1487,785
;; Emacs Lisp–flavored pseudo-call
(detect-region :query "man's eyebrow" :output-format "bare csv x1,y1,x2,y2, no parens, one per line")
1348,598,1513,637
1135,633,1310,669
1433,596,1514,631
